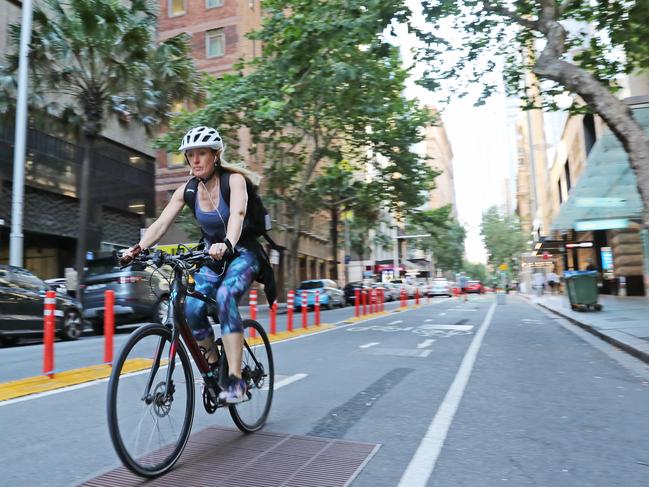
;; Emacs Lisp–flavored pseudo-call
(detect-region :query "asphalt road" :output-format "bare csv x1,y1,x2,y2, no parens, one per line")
1,294,649,486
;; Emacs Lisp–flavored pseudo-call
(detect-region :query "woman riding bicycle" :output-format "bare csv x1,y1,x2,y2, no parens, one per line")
122,126,274,403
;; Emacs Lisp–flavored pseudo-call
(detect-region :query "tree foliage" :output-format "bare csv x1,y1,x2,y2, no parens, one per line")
418,0,649,228
480,206,527,269
161,0,438,286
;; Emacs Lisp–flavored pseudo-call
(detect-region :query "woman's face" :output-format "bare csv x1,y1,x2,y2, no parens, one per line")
185,148,217,179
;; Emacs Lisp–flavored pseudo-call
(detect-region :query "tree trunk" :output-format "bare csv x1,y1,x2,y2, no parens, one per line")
533,19,649,229
330,206,339,280
75,133,95,303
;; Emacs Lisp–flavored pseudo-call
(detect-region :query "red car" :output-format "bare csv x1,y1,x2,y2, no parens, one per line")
465,280,485,294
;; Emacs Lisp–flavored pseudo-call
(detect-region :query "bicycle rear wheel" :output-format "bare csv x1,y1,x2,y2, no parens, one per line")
229,319,274,432
107,323,195,477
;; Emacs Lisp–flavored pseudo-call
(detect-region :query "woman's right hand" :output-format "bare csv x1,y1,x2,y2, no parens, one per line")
119,244,142,265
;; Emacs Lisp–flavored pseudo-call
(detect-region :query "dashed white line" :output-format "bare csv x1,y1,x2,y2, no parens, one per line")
272,373,307,390
389,320,403,325
359,342,381,349
416,339,436,349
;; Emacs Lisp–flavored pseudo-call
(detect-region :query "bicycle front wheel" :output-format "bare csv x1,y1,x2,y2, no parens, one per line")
229,319,274,432
107,323,195,477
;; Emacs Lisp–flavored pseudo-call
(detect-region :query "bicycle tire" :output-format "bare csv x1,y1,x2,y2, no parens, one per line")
229,319,274,432
107,323,195,477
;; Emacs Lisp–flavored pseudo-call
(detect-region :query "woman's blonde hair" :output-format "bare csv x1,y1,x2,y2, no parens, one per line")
219,152,262,187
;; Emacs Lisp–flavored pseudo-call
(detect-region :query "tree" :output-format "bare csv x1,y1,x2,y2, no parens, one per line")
462,260,488,283
406,205,466,273
480,206,527,269
418,0,649,228
304,161,382,280
2,0,201,293
162,0,437,288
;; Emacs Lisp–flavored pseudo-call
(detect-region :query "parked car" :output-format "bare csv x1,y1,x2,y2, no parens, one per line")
428,278,452,297
390,279,417,298
0,265,84,344
81,255,170,335
465,280,485,294
343,281,365,305
44,278,72,297
375,282,400,302
294,279,345,310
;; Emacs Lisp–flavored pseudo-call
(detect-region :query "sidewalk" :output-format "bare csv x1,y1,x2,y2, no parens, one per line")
529,293,649,364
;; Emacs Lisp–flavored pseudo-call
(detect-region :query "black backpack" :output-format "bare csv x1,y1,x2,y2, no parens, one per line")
183,171,279,249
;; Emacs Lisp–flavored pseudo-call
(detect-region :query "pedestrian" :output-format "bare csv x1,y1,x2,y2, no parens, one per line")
458,272,469,302
546,269,559,294
532,271,546,297
120,126,275,403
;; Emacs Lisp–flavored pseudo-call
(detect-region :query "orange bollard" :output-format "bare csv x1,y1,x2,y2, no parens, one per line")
302,290,308,328
43,291,56,378
287,290,294,332
270,302,277,335
362,288,368,316
104,290,115,365
401,287,407,307
355,289,360,317
249,290,257,338
315,290,321,326
415,287,420,305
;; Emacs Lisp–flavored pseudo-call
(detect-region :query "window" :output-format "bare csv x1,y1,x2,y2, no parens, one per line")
565,159,572,192
558,181,563,204
167,152,185,168
206,28,225,58
168,0,186,17
206,0,223,8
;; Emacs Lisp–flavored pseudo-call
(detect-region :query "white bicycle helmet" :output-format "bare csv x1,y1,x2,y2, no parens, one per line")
178,126,223,152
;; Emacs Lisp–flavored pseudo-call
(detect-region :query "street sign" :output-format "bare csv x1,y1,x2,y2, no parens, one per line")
498,263,508,271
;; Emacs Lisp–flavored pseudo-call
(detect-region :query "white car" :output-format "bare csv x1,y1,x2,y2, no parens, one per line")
427,278,452,297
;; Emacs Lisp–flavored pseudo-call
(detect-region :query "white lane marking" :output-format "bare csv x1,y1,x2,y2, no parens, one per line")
425,318,433,322
448,309,477,312
359,342,381,349
273,373,307,390
398,303,496,487
417,339,435,349
438,312,446,316
419,324,474,331
389,320,403,325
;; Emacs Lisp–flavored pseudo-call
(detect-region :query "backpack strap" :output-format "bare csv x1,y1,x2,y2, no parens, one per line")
219,170,231,205
183,177,200,218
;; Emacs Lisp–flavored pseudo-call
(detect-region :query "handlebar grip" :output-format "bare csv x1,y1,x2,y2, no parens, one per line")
118,244,143,266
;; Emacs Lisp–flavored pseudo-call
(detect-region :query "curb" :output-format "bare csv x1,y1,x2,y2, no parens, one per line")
536,302,649,366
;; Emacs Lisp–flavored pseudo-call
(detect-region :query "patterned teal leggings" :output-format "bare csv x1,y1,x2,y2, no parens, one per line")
185,247,260,340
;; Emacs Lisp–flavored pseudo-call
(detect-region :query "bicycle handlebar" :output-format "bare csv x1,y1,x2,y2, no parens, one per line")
117,246,232,270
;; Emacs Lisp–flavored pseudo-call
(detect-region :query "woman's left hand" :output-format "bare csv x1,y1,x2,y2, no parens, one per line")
208,242,228,260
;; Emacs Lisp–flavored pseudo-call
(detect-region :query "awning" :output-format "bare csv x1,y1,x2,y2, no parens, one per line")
550,105,648,231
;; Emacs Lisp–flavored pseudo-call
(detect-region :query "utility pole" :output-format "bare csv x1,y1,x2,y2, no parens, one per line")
9,0,33,267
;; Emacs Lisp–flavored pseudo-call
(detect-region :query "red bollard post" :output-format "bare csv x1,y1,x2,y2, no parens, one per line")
43,291,56,378
270,302,277,335
415,287,420,305
104,290,115,365
315,290,321,326
355,289,360,317
287,290,294,332
401,287,407,308
363,288,368,316
249,290,257,338
302,290,308,328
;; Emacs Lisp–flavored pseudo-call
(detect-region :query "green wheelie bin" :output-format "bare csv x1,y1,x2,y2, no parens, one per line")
563,270,602,311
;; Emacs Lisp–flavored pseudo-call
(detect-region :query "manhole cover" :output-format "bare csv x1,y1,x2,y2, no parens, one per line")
79,427,379,487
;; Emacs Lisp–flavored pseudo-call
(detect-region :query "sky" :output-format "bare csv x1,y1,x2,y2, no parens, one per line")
396,2,515,264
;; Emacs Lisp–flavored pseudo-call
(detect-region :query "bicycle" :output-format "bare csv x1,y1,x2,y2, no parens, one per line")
106,247,274,478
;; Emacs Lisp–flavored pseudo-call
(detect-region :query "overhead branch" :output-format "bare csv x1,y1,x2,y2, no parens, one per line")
482,0,540,31
559,0,578,16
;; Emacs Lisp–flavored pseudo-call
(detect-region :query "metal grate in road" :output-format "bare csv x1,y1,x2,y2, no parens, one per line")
80,427,379,487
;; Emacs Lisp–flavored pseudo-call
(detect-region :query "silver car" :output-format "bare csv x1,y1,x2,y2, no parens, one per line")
428,278,452,297
81,256,170,335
